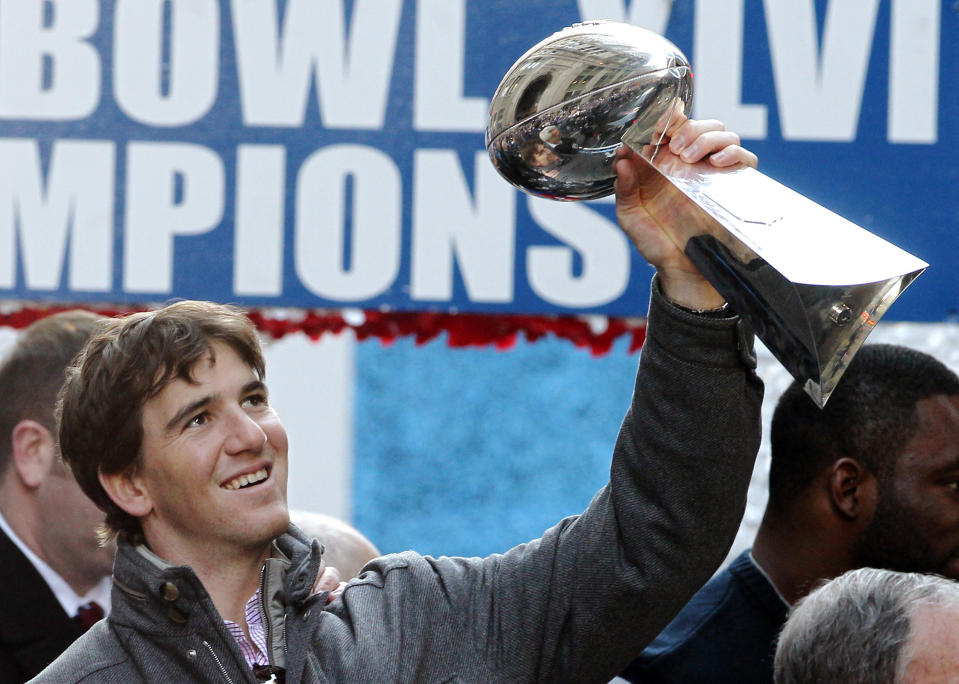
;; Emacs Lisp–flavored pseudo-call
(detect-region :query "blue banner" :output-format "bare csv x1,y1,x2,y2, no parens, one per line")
0,0,954,320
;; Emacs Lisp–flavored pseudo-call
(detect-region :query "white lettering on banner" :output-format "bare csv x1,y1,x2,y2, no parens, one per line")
411,151,515,302
113,0,219,126
0,0,100,120
764,0,880,141
576,0,673,35
527,198,630,308
413,0,487,132
124,142,225,293
889,0,940,144
693,0,767,139
235,144,286,296
294,145,401,300
580,0,941,145
0,2,947,311
0,139,114,291
232,0,402,128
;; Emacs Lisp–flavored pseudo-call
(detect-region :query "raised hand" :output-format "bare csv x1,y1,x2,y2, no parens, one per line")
614,118,757,310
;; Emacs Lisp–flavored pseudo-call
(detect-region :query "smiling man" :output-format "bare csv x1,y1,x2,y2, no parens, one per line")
34,121,765,684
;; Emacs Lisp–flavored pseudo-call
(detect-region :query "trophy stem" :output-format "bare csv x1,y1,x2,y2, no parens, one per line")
623,140,927,407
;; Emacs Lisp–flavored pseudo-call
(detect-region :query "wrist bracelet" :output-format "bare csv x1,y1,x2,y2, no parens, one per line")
670,300,730,317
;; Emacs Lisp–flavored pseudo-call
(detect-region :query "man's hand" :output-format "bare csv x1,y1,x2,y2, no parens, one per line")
313,563,347,603
615,118,757,310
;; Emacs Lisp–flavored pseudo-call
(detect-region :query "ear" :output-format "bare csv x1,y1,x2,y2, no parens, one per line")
10,420,57,489
98,466,154,519
827,458,877,521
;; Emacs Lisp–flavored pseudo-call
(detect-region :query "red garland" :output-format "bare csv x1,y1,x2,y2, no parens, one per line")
0,305,646,356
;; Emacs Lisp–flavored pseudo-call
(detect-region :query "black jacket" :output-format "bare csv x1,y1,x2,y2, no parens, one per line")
0,527,84,683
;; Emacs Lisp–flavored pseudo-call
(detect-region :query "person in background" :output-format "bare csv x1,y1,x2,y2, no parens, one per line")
0,311,115,681
290,510,379,579
622,344,959,683
774,567,959,684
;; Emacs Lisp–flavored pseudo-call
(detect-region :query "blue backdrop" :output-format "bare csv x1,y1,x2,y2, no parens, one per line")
1,0,955,319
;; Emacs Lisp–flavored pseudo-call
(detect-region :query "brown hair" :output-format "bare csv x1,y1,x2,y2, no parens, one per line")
0,311,104,480
57,300,265,542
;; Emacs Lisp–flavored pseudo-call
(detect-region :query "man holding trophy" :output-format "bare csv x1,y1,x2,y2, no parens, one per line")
37,18,926,684
36,114,765,684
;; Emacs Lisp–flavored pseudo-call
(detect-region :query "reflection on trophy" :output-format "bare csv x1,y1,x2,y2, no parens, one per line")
486,21,927,407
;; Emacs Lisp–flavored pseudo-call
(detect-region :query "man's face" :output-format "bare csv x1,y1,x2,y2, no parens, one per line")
900,603,959,683
857,395,959,579
133,341,289,561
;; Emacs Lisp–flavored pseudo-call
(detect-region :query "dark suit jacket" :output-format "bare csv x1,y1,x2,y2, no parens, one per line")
0,527,83,683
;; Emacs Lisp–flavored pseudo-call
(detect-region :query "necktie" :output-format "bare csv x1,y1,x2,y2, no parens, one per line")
74,601,104,632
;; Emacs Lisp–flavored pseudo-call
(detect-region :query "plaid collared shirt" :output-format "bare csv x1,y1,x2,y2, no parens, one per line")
224,588,269,668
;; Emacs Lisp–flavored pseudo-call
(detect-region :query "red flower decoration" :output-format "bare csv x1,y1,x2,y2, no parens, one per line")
0,305,646,356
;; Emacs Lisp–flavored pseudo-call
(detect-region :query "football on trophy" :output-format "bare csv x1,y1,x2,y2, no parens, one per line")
486,21,693,201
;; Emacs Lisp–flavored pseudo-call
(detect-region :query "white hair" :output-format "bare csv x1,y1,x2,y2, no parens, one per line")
774,568,959,684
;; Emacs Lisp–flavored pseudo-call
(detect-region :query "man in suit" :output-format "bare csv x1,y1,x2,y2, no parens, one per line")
0,311,115,681
621,343,959,683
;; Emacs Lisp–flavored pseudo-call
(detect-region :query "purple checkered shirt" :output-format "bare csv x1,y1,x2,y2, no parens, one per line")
223,587,269,669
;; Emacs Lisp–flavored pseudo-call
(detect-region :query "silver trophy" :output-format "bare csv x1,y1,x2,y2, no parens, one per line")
486,21,927,407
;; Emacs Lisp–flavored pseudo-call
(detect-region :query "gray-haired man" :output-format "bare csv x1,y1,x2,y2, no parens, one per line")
776,568,959,683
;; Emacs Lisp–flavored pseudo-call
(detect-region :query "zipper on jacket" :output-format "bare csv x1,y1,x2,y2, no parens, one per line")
203,639,236,684
259,564,275,667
